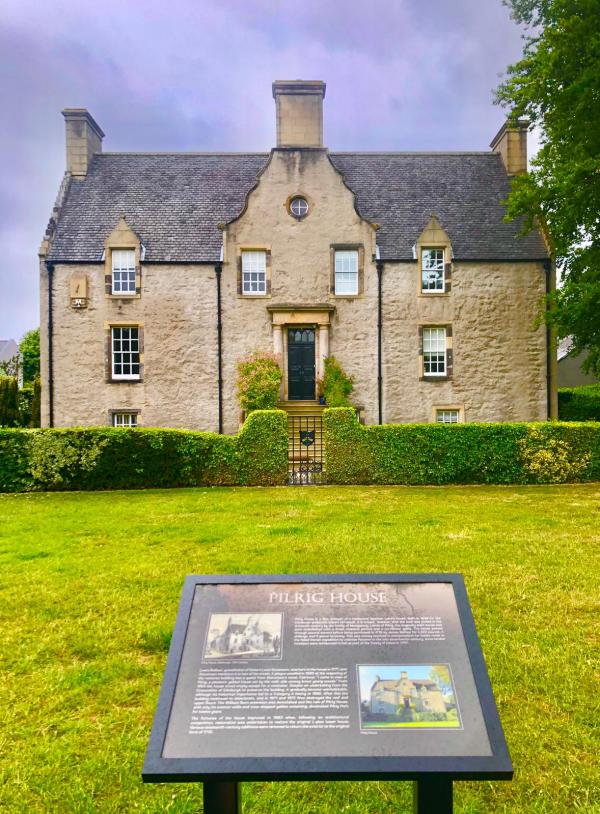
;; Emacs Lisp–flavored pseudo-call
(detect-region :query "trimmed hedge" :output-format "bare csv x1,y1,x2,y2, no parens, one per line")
0,410,288,493
558,384,600,422
323,408,600,485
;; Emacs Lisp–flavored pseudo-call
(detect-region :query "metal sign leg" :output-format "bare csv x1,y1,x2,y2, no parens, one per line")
413,778,453,813
203,782,241,814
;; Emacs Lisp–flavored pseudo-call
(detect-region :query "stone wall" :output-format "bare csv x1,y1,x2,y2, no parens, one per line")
40,148,550,430
40,261,219,430
381,261,548,423
222,148,379,431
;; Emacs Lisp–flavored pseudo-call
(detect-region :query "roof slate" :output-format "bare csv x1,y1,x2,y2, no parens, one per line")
47,151,548,263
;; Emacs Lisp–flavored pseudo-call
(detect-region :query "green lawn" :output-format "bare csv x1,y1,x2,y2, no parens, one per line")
1,484,599,813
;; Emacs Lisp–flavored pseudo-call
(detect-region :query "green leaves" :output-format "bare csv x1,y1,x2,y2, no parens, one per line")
0,412,289,493
497,0,600,374
320,356,354,407
323,408,600,485
236,352,282,412
558,384,600,420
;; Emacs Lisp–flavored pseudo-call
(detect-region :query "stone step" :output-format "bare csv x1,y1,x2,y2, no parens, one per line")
278,401,325,413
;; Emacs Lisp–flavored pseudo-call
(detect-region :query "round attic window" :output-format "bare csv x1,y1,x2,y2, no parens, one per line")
289,196,309,219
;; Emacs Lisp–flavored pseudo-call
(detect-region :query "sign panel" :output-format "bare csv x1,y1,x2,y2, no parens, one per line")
143,574,512,782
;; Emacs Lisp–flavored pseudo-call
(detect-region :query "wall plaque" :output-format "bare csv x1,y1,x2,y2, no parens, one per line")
143,574,512,811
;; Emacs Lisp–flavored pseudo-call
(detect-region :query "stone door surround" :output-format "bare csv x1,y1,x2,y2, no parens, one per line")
267,305,335,400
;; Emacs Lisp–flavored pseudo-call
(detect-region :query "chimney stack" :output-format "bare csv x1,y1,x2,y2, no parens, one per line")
272,80,326,148
490,118,529,175
62,109,104,177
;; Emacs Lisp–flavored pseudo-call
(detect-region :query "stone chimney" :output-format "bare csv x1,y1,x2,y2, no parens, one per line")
490,118,529,175
272,80,326,148
62,109,104,177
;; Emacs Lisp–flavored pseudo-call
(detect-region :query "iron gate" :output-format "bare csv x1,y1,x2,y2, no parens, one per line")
288,415,324,485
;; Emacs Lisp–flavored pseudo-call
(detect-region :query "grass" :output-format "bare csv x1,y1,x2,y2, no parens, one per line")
0,483,599,813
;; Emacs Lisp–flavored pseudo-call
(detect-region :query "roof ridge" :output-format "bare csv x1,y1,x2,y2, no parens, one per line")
99,151,270,157
331,151,496,156
97,150,496,157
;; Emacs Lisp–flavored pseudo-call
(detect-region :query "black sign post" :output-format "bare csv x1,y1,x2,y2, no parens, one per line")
143,574,512,813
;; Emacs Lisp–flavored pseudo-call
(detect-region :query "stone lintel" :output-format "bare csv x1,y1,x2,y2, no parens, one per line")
267,304,335,326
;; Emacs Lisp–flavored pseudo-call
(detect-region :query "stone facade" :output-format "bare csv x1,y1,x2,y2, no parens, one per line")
40,261,218,429
39,80,554,431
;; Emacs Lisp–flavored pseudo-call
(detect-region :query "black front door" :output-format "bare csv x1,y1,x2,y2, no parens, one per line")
288,328,316,400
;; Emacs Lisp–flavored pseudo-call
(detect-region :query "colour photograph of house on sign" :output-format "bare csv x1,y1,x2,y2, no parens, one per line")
358,664,461,729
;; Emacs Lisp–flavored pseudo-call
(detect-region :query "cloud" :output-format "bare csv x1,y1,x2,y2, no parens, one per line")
0,0,527,339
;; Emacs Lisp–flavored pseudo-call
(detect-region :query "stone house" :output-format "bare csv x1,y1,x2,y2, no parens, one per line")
557,338,598,388
39,80,555,432
370,671,448,717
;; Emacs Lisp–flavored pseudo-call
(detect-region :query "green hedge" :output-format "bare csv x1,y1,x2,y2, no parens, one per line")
0,410,288,493
558,384,600,421
323,408,600,485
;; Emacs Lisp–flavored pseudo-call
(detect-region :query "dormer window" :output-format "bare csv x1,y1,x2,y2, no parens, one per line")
416,215,452,295
112,250,137,295
421,248,445,293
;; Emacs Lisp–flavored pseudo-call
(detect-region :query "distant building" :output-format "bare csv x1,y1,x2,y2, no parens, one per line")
0,339,22,386
557,337,598,387
39,80,556,430
0,339,18,365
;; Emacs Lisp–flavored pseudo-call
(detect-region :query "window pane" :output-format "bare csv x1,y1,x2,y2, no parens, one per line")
112,327,140,379
113,412,138,427
335,250,358,295
436,410,459,424
423,327,446,375
242,251,266,294
112,250,136,294
421,248,445,292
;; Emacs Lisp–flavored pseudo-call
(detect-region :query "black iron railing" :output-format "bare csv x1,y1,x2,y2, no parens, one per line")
288,415,324,485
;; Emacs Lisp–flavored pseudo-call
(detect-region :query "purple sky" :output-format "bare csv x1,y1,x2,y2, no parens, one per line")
0,0,527,341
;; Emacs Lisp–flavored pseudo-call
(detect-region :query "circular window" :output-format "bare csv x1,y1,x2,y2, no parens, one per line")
289,196,309,219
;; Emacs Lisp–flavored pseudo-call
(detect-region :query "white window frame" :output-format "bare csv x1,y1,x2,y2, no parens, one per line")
112,412,138,427
290,197,309,218
421,247,445,293
111,326,140,380
241,250,267,295
334,249,359,296
436,409,460,424
423,327,447,377
111,249,137,296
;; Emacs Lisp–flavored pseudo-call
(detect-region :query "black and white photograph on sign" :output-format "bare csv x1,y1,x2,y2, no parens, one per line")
204,613,283,660
358,664,461,730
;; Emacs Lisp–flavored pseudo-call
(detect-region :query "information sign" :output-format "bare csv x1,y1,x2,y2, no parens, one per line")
143,574,512,811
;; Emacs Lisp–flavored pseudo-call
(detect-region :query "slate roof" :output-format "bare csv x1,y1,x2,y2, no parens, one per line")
47,151,548,263
374,678,438,691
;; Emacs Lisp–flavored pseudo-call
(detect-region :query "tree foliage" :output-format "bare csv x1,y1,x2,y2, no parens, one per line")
0,377,20,427
320,356,354,407
496,0,600,375
19,328,40,384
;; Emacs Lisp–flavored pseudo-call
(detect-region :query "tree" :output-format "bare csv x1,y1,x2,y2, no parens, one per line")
0,377,20,427
496,0,600,375
429,665,452,695
19,328,40,385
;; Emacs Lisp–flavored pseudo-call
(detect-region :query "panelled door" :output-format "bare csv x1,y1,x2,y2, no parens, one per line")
288,328,316,400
